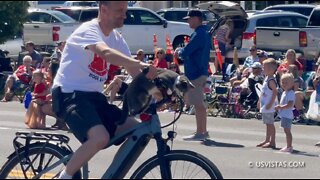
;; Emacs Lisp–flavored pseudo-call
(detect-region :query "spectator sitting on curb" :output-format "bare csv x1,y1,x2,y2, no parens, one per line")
1,55,35,102
243,45,259,69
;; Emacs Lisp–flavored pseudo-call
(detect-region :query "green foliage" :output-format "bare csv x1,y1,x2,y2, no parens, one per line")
0,1,29,44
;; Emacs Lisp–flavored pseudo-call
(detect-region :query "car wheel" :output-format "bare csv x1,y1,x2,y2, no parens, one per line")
173,36,187,49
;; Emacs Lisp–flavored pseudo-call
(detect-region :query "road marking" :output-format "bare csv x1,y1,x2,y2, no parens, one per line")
0,127,28,131
8,170,55,179
7,169,101,179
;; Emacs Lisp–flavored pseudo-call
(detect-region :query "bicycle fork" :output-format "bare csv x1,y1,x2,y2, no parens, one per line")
154,132,173,179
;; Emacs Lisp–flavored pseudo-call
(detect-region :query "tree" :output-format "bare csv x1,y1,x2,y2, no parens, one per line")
0,1,29,44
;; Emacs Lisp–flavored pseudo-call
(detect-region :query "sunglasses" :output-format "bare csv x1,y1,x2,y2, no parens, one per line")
157,52,164,54
250,49,256,52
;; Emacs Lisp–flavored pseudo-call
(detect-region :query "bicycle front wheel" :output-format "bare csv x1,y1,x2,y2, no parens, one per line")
131,150,223,179
0,143,81,179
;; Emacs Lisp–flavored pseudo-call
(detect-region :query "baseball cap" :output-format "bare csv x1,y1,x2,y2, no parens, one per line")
257,50,268,58
183,10,203,20
252,62,262,69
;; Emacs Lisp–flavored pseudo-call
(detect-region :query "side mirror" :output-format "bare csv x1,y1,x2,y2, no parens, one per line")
163,20,168,28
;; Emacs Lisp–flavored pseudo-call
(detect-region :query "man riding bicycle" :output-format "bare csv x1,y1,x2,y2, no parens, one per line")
52,1,157,178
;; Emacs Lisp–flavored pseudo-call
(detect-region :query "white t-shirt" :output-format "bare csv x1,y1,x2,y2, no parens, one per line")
278,90,295,119
53,19,131,93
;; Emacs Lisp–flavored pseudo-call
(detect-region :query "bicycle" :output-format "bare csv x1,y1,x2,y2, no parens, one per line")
0,90,223,179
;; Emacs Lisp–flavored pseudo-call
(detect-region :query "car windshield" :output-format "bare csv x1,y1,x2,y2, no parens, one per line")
52,11,76,23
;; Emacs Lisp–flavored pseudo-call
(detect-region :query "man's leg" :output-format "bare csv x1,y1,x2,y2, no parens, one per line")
115,117,139,135
195,104,207,134
63,125,110,177
183,76,209,141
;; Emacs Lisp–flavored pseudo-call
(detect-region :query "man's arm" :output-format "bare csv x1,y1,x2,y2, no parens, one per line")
87,42,157,80
179,32,202,60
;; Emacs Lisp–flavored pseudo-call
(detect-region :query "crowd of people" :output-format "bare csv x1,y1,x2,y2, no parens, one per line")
0,3,319,171
217,45,320,150
1,40,68,130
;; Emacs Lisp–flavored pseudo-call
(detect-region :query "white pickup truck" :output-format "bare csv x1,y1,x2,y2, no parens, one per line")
23,8,80,53
23,7,193,55
255,6,320,61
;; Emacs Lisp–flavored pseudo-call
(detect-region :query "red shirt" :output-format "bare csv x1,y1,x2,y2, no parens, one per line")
34,82,47,101
15,65,35,84
278,60,303,72
153,58,168,69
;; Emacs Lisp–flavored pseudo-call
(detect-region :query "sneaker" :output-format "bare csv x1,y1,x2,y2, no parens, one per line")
183,132,210,141
315,141,320,147
280,147,293,153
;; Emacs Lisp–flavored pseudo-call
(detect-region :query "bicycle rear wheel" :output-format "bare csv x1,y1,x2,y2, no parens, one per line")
0,143,81,179
131,150,223,179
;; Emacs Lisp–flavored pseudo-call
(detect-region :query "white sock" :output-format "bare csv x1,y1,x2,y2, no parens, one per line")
58,169,72,179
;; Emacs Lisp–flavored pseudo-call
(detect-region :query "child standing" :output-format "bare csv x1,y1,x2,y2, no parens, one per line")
275,73,295,153
257,58,279,149
25,70,48,129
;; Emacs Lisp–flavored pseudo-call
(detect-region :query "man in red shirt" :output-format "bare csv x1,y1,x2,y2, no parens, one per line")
1,55,34,102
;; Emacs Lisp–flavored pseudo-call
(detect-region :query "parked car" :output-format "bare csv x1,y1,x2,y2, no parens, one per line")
62,1,98,7
256,5,320,61
262,4,316,17
197,1,309,63
24,7,193,56
30,1,66,10
23,8,80,53
197,1,248,62
156,8,217,28
54,6,98,23
1,8,78,59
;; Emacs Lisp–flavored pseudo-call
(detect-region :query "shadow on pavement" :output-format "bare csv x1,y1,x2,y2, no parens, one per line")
290,150,320,158
201,139,245,148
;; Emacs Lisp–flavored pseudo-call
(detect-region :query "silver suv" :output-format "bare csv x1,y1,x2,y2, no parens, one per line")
156,8,217,28
197,1,308,63
263,4,316,17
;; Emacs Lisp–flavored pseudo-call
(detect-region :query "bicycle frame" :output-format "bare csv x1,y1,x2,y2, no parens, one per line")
101,113,167,179
30,105,172,179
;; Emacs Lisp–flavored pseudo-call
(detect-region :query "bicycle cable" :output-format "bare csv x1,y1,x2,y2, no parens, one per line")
160,92,184,129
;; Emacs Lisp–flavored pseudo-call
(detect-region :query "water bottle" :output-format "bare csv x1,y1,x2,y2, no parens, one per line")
24,91,32,109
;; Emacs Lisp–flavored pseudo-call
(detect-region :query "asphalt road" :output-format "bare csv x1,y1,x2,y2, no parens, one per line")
0,101,319,179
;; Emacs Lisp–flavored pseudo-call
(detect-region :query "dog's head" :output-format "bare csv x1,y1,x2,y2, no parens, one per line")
174,75,195,95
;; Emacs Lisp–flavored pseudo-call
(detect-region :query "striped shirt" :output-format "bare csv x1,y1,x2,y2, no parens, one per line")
215,25,229,44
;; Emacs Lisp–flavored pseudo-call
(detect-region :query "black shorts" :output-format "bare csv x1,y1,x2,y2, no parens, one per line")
61,91,122,143
118,82,128,95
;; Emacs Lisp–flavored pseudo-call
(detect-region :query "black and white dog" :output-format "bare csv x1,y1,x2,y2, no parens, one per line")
118,68,194,124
